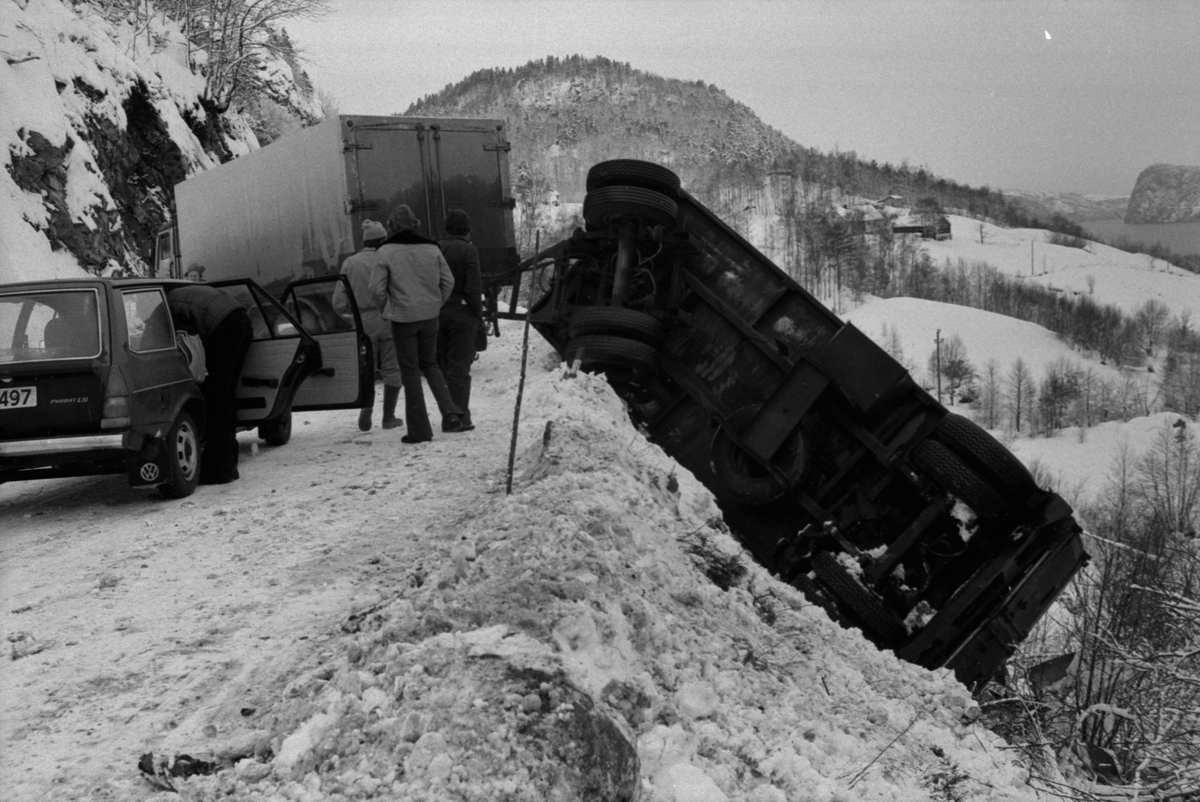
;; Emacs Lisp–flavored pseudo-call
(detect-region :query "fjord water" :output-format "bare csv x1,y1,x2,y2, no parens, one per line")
1083,219,1200,258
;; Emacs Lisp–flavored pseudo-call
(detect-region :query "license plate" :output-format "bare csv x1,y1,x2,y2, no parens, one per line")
0,386,37,409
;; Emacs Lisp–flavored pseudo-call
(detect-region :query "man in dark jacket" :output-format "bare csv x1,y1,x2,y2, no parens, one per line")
437,210,483,431
167,285,252,484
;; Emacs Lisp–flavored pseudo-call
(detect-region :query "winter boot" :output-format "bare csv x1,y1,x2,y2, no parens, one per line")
358,386,375,431
381,384,403,430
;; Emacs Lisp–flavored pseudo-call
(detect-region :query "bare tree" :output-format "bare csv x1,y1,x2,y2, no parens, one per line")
163,0,331,111
927,333,975,405
986,429,1200,797
977,357,1002,429
1006,357,1034,435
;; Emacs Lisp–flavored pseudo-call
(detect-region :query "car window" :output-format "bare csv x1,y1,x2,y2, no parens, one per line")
286,281,355,335
215,283,299,339
216,284,271,339
122,289,175,352
0,289,101,362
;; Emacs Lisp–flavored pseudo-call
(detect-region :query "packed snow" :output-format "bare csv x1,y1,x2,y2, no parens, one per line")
5,1,1200,799
2,331,1039,802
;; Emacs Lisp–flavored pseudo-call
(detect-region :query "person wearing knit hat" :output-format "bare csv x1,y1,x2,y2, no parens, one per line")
184,264,206,282
333,218,404,431
370,204,463,443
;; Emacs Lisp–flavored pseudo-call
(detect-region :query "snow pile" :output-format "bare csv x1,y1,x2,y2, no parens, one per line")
161,366,1037,802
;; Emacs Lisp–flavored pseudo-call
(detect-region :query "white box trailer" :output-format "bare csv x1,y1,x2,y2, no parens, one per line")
156,115,519,297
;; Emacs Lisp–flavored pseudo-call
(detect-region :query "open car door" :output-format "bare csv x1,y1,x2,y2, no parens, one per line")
208,280,321,427
280,276,372,411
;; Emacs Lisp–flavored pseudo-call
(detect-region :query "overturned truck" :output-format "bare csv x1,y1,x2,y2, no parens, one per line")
518,160,1087,690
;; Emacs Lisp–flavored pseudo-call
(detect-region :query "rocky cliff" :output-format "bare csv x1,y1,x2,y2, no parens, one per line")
1,0,319,282
1125,163,1200,224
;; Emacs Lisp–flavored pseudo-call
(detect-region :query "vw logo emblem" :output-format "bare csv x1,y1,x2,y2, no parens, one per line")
139,463,160,482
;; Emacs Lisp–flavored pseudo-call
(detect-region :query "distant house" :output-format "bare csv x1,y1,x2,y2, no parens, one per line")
876,194,906,209
892,213,952,240
826,203,888,236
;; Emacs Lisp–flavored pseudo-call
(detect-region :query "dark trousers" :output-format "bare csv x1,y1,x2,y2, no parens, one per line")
437,303,479,426
199,310,252,484
391,318,460,440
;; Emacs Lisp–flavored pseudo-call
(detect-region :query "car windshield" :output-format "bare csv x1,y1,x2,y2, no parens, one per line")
0,289,102,363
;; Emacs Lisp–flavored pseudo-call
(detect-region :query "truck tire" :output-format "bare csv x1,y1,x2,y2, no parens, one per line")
710,423,807,506
933,413,1038,497
565,335,657,382
911,438,1009,524
159,411,200,499
258,410,293,447
568,307,664,346
586,159,681,199
811,551,908,645
583,186,678,230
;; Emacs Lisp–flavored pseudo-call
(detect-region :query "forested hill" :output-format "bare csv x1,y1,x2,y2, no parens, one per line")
405,55,1032,226
405,55,800,203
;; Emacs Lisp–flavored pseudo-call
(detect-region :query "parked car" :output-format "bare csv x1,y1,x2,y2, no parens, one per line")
515,159,1087,689
0,275,370,498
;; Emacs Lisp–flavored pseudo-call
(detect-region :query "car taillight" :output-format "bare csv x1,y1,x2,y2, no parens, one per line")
101,366,131,428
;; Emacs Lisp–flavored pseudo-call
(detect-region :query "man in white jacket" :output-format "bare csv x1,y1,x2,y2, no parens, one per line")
370,204,463,443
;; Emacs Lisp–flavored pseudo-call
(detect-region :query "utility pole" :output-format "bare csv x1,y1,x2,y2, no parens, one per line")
934,328,944,404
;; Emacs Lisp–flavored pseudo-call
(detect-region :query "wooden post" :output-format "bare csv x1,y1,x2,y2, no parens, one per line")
506,232,538,495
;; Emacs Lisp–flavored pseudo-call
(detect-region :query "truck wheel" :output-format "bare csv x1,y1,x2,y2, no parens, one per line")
811,551,908,645
911,438,1009,524
258,411,293,447
933,413,1038,497
568,307,664,345
710,423,807,506
159,411,200,499
583,186,678,230
565,335,657,382
586,159,681,199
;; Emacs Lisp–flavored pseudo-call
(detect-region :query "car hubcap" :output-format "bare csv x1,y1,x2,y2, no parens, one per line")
176,422,198,479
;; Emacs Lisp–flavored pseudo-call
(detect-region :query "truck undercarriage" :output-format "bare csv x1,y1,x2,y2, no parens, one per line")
500,160,1086,690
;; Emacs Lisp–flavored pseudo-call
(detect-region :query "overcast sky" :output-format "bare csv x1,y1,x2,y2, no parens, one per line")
286,0,1200,197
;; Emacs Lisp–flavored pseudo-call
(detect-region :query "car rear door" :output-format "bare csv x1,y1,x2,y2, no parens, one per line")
208,280,319,425
280,276,371,410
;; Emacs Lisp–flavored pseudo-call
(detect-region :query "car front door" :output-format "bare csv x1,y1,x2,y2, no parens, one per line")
280,276,372,410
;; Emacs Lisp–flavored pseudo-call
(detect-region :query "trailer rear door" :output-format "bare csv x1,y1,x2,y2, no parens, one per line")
344,117,517,285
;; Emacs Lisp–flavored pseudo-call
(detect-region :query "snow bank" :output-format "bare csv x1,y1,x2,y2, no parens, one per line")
166,363,1038,801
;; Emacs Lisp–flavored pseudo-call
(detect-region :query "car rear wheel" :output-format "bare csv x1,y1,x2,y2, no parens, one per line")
811,551,909,645
586,159,681,199
583,186,678,230
568,307,664,345
159,411,200,499
258,410,293,447
565,335,657,383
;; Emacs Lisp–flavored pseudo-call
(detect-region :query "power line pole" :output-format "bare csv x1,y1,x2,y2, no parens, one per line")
934,328,943,405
